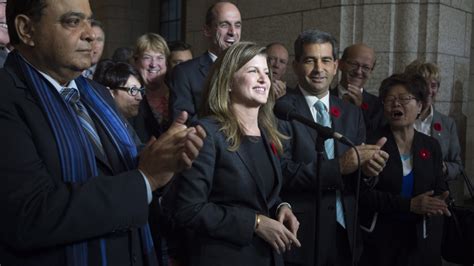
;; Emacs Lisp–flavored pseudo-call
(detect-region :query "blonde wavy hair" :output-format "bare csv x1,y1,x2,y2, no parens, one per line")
404,59,441,84
133,33,170,60
200,41,286,153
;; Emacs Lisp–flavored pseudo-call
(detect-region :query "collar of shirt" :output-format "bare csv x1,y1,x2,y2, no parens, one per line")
337,83,364,99
39,70,79,94
208,51,218,62
298,85,330,122
414,105,434,136
18,53,78,93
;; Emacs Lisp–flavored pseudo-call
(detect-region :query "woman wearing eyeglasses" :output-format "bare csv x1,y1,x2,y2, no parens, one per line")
93,61,144,119
358,74,450,266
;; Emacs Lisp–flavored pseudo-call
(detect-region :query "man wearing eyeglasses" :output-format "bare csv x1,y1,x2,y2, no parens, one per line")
333,43,384,131
0,0,9,67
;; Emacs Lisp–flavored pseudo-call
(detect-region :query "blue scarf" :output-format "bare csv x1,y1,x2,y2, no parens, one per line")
13,51,157,266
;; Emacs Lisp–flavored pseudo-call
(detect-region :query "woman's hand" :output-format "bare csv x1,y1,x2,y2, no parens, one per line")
277,205,300,237
410,190,451,216
255,214,301,254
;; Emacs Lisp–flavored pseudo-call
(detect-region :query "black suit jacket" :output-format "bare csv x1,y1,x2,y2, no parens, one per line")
359,126,446,266
129,95,167,143
278,88,368,266
0,55,150,266
331,86,385,132
169,53,213,122
162,117,284,266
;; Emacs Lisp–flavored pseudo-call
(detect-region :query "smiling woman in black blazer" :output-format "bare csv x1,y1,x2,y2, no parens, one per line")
162,42,300,266
359,74,451,266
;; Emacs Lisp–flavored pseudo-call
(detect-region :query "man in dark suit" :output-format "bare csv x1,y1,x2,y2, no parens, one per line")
278,30,388,266
0,1,205,265
169,1,241,121
332,43,384,132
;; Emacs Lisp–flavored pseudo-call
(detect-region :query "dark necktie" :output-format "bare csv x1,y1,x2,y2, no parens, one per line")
60,87,106,156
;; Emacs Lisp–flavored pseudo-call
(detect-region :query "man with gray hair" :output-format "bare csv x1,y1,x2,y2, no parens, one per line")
277,29,388,266
0,0,205,265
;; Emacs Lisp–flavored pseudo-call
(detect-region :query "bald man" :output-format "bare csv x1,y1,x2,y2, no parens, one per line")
333,43,384,131
169,1,241,121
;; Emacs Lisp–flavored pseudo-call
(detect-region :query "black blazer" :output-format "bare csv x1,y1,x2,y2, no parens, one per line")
331,86,385,132
278,88,368,266
169,53,213,122
0,55,149,266
162,117,284,266
129,95,167,143
359,125,447,266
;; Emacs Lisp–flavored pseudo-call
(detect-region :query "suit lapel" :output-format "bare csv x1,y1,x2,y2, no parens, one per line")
235,139,268,206
431,110,443,140
293,90,318,145
411,132,429,194
261,131,282,207
330,96,344,156
199,53,212,79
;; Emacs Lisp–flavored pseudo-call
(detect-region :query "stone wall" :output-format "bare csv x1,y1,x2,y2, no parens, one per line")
90,0,160,58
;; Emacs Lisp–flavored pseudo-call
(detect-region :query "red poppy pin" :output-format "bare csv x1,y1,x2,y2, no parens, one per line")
419,148,431,160
330,106,341,118
361,102,369,110
270,143,278,156
433,122,442,131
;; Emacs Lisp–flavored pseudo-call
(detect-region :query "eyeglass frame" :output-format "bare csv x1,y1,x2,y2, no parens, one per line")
114,86,145,96
383,94,418,106
343,60,374,74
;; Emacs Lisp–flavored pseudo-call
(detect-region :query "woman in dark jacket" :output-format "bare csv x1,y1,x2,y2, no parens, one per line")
162,42,301,266
359,74,451,266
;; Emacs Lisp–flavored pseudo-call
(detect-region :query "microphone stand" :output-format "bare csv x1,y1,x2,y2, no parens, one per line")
314,134,326,266
314,134,361,266
351,146,361,266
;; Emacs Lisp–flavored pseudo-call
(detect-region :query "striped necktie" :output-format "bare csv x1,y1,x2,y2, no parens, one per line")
314,100,346,228
61,87,106,157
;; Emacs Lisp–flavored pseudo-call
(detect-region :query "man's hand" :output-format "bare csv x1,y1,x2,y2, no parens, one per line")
362,137,389,177
410,190,451,216
339,141,385,175
343,84,363,107
273,80,287,99
138,111,206,190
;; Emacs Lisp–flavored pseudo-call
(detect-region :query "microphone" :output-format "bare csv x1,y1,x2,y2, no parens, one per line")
274,101,354,147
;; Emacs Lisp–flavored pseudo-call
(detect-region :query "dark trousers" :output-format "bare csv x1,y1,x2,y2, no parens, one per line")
319,224,351,266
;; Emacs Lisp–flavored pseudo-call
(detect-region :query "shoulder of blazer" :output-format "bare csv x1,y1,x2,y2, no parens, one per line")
277,86,302,104
198,53,212,67
195,116,221,137
171,53,206,74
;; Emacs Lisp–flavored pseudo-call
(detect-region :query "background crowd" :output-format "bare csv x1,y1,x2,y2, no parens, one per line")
0,1,467,266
